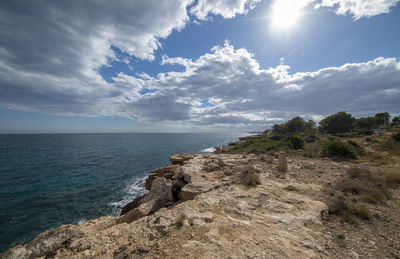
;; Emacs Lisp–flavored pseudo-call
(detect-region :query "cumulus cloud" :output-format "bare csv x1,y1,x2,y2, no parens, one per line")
0,1,399,130
278,0,400,20
0,0,265,118
315,0,400,20
100,41,400,128
190,0,261,20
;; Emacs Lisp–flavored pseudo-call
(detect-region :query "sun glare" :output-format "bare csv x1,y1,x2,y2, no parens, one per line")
271,0,302,30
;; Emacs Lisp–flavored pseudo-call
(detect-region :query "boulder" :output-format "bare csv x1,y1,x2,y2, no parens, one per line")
172,178,186,190
203,162,220,172
261,154,273,163
179,182,218,201
120,177,175,219
145,164,181,190
120,195,146,216
278,151,287,173
117,202,154,224
170,154,194,165
147,177,174,204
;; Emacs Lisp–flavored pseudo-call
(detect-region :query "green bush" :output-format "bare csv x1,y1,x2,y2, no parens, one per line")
392,131,400,142
347,140,366,156
322,140,356,159
285,135,305,150
380,138,400,151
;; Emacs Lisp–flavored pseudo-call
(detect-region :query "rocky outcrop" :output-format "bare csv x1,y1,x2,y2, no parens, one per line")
120,176,176,219
145,164,181,190
169,154,194,165
2,153,338,258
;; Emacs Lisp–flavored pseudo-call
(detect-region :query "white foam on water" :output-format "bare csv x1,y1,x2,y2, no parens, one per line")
108,176,148,217
200,147,216,153
77,218,87,225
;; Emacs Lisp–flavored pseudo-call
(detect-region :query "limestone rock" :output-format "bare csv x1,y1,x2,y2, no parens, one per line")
278,151,287,173
203,162,220,172
169,154,194,165
120,195,146,216
121,177,174,218
172,178,186,190
147,177,174,207
145,164,181,190
117,201,154,224
179,182,218,201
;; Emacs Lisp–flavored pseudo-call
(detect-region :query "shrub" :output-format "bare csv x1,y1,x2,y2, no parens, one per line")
346,167,372,179
347,140,366,156
385,169,400,188
240,166,261,186
337,167,392,204
380,139,400,151
322,140,357,159
328,196,371,221
335,234,346,247
349,203,371,220
392,131,400,142
285,135,305,150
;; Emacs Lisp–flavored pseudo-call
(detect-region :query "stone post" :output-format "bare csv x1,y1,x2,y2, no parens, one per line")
278,151,287,174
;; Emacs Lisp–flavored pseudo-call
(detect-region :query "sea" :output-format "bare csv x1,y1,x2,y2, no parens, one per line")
0,133,246,253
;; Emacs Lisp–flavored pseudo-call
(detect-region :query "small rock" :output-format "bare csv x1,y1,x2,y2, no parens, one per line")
170,154,194,165
204,162,220,172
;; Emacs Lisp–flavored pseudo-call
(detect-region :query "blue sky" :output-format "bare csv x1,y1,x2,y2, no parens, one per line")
0,0,399,133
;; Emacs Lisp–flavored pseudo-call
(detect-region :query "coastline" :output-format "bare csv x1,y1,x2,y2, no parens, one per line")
2,151,330,258
2,133,400,258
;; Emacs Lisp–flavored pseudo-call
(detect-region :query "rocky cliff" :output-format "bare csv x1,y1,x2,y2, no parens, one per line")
2,150,399,258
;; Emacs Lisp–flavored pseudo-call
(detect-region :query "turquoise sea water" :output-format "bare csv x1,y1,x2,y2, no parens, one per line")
0,133,245,253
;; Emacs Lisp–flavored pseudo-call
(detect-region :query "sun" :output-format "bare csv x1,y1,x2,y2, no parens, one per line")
271,0,302,30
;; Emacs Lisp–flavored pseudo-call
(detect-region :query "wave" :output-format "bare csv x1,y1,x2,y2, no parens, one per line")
77,218,87,225
200,147,216,153
108,176,148,217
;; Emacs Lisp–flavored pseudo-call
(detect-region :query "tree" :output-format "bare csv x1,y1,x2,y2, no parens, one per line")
391,116,400,126
374,112,390,128
272,116,308,136
285,116,306,135
319,111,355,134
305,120,317,134
356,116,375,130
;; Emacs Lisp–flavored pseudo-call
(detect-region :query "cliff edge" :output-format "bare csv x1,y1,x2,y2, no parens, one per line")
2,148,400,258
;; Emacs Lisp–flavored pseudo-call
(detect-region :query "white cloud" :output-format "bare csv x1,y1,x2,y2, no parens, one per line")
108,42,400,128
314,0,400,20
0,1,399,131
190,0,261,20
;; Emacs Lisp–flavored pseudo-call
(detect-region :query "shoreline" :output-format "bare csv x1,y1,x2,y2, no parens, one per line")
2,132,400,258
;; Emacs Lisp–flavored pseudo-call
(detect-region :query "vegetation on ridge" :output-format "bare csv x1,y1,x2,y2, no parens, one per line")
227,111,400,159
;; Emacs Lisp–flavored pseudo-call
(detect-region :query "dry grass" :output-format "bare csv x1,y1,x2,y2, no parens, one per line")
385,169,400,188
240,166,261,186
349,203,371,220
335,167,393,204
328,196,371,223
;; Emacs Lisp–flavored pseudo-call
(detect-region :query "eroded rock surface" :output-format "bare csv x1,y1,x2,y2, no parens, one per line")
2,154,333,259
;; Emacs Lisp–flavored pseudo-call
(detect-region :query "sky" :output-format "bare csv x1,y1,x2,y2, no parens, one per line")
0,0,399,133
